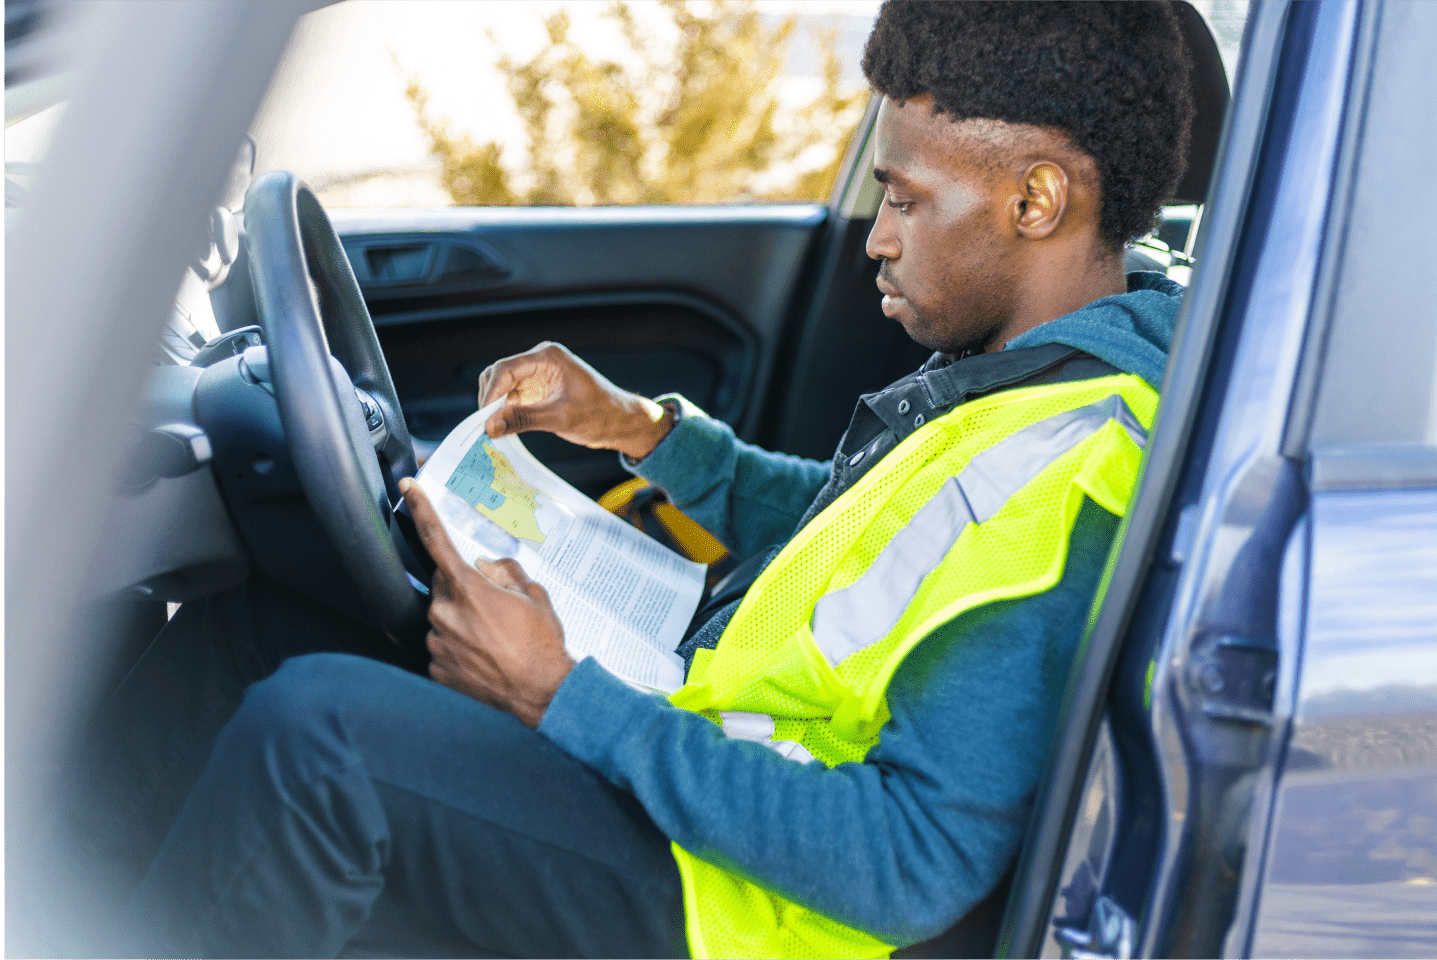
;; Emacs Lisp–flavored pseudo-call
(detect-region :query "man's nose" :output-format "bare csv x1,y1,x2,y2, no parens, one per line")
865,214,899,262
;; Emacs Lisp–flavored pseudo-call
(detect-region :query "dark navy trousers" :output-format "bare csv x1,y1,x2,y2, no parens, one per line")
71,579,686,958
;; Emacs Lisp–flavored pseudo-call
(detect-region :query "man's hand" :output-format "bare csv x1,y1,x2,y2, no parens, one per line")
401,477,574,728
477,341,673,461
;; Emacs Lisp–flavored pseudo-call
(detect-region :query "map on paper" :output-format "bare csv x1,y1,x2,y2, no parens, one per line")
410,399,705,693
445,436,546,545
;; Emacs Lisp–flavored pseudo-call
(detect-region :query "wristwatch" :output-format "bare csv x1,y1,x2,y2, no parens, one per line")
622,395,684,466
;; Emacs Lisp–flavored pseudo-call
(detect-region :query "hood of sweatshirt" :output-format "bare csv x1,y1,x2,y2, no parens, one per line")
1002,270,1183,389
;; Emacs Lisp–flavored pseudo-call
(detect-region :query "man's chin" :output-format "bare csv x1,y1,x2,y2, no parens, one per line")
893,309,944,353
884,299,934,344
897,310,995,356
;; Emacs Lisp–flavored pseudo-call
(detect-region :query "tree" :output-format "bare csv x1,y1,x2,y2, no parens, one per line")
405,0,866,206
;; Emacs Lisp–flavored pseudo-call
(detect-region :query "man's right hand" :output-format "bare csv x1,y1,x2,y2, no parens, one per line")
477,342,674,461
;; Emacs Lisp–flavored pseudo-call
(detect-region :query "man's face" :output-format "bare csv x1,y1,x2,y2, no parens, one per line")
866,95,1023,354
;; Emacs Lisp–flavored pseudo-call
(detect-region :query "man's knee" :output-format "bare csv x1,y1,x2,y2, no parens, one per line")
243,650,384,712
224,653,395,777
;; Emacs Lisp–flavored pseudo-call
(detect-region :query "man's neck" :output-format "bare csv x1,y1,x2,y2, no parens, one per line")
986,249,1128,352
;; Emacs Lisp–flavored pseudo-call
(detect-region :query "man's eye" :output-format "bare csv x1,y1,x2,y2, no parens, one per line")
887,199,913,213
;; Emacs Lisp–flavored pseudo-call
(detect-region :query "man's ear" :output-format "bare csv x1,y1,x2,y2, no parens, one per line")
1013,161,1069,240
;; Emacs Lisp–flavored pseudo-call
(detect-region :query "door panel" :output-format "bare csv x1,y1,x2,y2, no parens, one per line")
1246,4,1437,954
1250,485,1437,957
330,206,825,496
377,295,753,492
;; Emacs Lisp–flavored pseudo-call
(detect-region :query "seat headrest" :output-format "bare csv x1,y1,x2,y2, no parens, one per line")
1171,0,1232,205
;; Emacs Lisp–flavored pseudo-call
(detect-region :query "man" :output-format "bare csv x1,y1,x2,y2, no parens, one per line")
118,3,1192,956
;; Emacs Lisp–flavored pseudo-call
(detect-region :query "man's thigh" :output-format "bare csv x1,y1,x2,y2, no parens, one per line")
132,653,687,959
324,657,688,958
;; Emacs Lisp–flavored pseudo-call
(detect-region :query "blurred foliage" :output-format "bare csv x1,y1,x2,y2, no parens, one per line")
405,0,866,205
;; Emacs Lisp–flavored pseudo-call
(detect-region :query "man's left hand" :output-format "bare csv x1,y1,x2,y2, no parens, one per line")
401,477,574,728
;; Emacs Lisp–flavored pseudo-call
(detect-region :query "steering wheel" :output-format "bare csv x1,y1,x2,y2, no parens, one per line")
242,171,427,641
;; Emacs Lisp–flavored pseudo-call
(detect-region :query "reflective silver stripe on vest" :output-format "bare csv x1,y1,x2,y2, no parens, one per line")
809,395,1147,667
719,711,817,764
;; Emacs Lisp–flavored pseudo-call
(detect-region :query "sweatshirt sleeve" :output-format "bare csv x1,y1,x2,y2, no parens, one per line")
621,394,831,561
539,499,1120,946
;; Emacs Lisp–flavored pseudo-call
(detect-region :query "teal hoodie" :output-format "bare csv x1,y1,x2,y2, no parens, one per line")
1006,270,1180,389
538,274,1181,948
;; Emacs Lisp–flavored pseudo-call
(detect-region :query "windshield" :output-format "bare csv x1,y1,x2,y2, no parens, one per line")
6,103,63,208
5,0,75,221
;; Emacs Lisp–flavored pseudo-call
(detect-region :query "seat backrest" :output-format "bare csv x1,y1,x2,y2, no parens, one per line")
1171,1,1233,205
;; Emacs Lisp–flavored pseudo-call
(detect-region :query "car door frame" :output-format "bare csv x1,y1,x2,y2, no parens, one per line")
995,1,1376,955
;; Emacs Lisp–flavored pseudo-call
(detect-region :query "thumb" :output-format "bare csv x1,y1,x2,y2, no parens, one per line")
488,397,567,438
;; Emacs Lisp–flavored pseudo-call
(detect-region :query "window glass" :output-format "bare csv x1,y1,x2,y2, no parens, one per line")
5,103,64,223
1309,1,1437,448
1188,0,1250,84
1120,2,1250,286
5,103,64,166
250,0,877,208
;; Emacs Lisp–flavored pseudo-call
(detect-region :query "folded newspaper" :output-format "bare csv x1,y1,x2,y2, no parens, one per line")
414,399,705,693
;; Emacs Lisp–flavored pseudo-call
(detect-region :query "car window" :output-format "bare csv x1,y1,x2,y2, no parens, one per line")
5,0,77,225
249,0,878,209
1131,1,1250,284
1190,0,1250,84
5,102,62,220
1308,0,1437,451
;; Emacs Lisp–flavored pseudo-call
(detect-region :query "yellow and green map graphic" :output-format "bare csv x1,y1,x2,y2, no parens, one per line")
445,436,546,545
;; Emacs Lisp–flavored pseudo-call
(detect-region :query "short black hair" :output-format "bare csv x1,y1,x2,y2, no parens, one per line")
862,1,1194,247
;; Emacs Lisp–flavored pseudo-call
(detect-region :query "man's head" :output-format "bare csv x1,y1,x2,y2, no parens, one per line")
861,1,1193,354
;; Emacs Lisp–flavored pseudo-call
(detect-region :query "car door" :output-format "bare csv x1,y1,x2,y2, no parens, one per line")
1001,2,1437,957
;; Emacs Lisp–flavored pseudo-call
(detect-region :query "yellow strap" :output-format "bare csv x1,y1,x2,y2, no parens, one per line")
654,501,730,565
598,477,730,565
596,475,650,514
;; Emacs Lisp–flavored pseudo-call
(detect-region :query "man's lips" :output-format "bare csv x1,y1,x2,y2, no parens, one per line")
876,276,906,317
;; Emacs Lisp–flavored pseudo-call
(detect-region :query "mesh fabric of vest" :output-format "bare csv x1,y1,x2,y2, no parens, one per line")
666,376,1160,959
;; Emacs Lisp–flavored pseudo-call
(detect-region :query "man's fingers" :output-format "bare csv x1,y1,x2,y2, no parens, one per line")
425,629,447,660
429,564,452,602
520,579,550,605
405,479,527,604
477,360,521,408
427,592,466,634
475,557,530,591
477,346,557,408
400,478,469,575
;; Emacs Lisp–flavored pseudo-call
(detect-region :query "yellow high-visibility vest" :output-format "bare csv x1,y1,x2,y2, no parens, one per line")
668,375,1160,959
